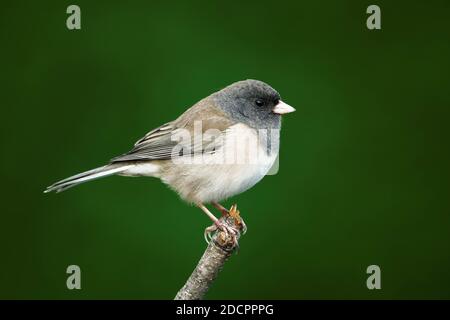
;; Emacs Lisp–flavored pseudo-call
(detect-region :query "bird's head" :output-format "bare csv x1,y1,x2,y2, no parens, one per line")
213,79,295,129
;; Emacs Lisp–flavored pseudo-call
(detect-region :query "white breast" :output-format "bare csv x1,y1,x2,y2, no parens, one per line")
162,123,279,203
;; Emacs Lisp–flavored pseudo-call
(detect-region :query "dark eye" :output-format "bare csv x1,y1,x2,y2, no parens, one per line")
255,99,264,107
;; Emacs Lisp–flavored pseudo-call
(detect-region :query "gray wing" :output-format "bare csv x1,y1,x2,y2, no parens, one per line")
111,122,177,162
111,100,234,163
111,119,226,163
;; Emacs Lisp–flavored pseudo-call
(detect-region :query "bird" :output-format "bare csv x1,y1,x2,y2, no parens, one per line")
45,79,295,243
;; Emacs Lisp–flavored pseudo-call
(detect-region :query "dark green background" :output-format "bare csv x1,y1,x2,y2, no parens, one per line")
1,0,449,299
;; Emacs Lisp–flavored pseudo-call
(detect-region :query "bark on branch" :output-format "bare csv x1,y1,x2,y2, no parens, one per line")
174,215,244,300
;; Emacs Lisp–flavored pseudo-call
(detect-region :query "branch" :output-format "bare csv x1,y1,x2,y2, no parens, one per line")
174,214,244,300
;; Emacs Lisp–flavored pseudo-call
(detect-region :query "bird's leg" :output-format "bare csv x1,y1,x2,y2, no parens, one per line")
212,202,229,216
197,203,239,244
212,202,247,235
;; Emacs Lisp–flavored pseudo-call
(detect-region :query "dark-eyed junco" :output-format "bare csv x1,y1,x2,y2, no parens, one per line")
45,79,295,242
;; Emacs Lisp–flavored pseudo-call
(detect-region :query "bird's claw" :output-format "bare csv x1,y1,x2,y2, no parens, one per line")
203,204,246,246
204,224,217,243
240,219,247,235
204,220,239,246
228,204,247,235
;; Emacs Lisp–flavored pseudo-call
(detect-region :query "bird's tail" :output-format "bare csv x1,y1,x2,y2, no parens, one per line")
44,164,132,193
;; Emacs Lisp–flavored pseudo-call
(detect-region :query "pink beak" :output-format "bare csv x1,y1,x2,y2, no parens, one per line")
273,100,296,115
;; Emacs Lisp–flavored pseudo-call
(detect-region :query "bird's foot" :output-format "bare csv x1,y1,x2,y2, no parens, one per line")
203,204,247,247
204,219,239,246
228,204,247,235
212,203,247,235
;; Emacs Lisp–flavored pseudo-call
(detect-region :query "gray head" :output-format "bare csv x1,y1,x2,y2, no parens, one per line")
212,79,295,129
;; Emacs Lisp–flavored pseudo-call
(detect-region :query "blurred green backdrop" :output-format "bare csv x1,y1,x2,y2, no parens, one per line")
1,0,450,299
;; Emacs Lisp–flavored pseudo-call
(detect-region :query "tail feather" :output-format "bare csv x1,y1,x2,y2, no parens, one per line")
45,164,132,193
